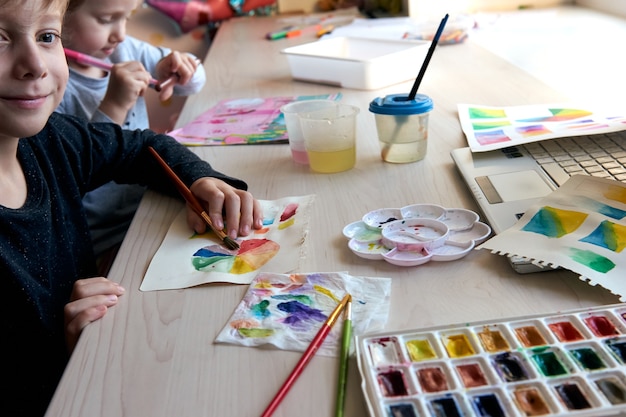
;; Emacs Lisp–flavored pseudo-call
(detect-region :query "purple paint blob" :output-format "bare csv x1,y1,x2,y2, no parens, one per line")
277,300,326,329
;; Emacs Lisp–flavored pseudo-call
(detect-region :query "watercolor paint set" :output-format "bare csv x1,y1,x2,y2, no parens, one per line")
355,303,626,417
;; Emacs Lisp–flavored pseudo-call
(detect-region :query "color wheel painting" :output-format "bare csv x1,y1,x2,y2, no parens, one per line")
191,239,280,274
478,176,626,300
458,103,626,152
215,272,391,356
140,195,315,291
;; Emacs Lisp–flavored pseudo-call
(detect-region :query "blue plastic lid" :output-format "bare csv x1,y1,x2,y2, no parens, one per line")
369,93,433,115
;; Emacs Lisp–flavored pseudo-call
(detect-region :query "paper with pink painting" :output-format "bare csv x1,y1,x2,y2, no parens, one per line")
168,94,341,146
215,271,392,356
140,195,315,291
458,103,626,152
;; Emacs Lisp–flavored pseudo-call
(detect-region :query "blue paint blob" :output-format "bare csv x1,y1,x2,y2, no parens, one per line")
429,397,462,417
193,247,229,257
387,403,417,417
591,200,626,220
472,393,505,417
605,340,626,364
271,294,314,305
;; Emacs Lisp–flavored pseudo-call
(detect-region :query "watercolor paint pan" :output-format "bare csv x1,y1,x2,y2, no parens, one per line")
356,303,626,417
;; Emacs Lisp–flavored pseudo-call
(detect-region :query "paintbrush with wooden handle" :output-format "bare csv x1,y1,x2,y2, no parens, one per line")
148,146,240,250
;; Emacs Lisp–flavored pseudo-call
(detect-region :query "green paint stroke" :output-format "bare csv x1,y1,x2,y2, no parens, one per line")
238,328,274,338
271,294,314,305
251,299,271,319
569,247,615,273
471,120,511,130
468,107,506,119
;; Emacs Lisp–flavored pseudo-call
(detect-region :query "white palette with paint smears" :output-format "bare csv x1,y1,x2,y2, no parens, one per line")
356,303,626,417
343,204,491,266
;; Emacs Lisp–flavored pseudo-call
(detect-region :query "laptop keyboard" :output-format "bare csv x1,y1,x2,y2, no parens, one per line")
521,132,626,186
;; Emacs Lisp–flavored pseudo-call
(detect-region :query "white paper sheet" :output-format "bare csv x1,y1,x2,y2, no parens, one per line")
215,271,392,356
458,103,626,152
478,176,626,299
140,195,315,291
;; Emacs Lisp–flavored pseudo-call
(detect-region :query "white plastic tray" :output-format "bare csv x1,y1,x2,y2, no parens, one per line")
281,36,429,90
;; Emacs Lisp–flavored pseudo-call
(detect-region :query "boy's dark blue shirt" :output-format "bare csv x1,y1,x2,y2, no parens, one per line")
0,113,246,416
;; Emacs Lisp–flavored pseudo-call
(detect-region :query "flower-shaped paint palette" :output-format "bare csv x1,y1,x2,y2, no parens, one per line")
343,204,491,266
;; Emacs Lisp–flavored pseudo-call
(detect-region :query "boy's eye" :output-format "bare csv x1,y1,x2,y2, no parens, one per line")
38,32,58,44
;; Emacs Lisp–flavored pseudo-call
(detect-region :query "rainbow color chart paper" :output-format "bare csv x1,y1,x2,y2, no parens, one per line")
478,175,626,300
216,271,391,356
458,103,626,152
140,195,315,291
356,303,626,417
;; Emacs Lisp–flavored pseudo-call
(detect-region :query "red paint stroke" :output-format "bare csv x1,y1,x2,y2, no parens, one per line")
280,203,299,222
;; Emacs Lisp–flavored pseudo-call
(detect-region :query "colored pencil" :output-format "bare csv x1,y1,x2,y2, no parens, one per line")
155,74,177,92
285,24,321,38
266,25,297,40
63,48,159,90
261,294,352,417
147,146,240,250
407,13,449,100
335,297,352,417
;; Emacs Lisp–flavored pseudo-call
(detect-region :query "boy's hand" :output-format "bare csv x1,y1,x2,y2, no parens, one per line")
64,277,126,353
156,51,200,102
188,178,264,240
99,61,152,124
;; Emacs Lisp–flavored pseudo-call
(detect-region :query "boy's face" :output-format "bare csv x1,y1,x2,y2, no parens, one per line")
0,0,68,140
62,0,137,60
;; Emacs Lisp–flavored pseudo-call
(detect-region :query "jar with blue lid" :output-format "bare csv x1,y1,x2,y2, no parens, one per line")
369,93,433,163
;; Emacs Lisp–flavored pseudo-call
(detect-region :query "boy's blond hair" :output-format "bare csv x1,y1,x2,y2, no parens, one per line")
0,0,69,12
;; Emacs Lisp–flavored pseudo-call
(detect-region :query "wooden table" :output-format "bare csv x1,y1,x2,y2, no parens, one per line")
46,13,620,417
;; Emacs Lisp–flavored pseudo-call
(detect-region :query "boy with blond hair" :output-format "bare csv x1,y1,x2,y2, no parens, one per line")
0,0,261,414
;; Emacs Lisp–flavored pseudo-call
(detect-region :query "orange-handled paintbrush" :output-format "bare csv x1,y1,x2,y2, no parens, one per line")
148,146,240,250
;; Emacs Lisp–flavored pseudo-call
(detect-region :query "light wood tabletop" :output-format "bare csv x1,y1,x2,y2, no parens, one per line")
46,12,621,417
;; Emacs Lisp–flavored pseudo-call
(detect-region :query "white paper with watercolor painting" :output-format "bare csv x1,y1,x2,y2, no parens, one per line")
215,271,392,356
140,195,315,291
478,175,626,299
458,103,626,152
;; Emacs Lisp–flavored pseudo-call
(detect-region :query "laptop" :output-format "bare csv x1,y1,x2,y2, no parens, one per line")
451,130,626,273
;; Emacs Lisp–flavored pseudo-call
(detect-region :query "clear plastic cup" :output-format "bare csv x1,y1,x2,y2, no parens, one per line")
299,104,360,173
369,93,434,163
280,99,338,164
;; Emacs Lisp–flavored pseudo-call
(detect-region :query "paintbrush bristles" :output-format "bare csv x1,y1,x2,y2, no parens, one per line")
148,146,240,251
199,212,240,250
